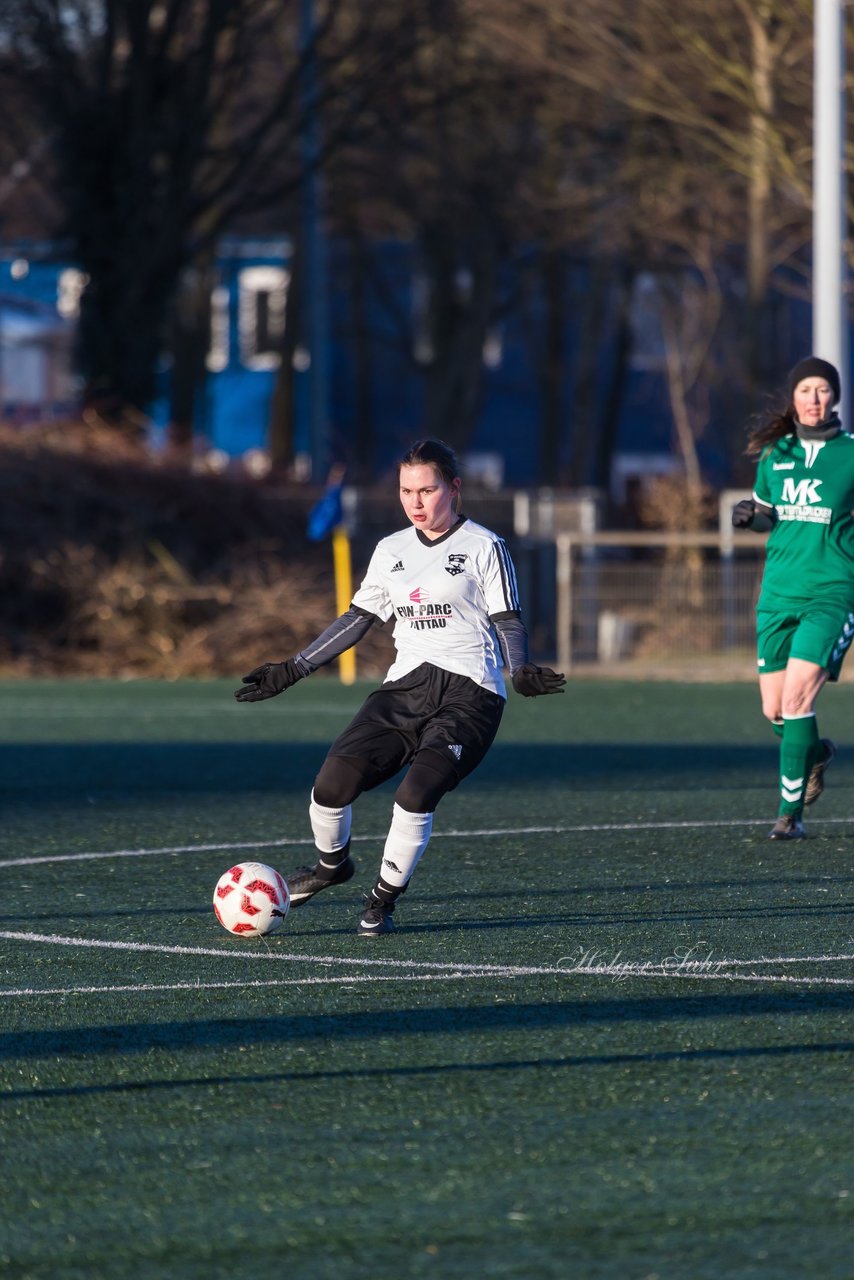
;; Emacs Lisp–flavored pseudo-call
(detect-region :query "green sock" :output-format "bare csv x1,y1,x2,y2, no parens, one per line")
770,718,784,739
778,714,820,816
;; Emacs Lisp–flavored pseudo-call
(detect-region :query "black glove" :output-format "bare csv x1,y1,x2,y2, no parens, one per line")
234,659,302,702
511,663,566,697
731,498,756,529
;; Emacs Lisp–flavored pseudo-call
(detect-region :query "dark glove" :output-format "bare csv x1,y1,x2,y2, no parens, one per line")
511,663,566,697
234,659,302,702
731,498,756,529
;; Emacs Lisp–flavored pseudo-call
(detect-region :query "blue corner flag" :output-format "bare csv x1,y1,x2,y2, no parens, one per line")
307,482,343,541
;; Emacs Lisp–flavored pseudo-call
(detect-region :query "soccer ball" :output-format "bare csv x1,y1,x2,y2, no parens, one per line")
213,861,290,937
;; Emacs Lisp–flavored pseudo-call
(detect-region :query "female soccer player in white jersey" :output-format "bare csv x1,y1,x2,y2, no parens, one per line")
235,439,565,934
732,357,853,839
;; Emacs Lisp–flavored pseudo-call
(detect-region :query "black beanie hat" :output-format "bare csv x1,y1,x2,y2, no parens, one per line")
787,356,841,405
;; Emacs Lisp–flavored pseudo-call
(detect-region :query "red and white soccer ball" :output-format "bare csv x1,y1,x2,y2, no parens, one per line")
213,861,290,937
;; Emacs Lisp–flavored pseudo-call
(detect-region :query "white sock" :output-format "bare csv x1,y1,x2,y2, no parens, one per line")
379,804,434,890
309,789,352,863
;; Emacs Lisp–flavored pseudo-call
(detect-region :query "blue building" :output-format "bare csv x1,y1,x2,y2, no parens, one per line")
0,239,813,495
150,235,294,457
0,252,79,421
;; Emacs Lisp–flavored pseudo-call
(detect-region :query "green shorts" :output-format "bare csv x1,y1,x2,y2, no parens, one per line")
756,602,854,680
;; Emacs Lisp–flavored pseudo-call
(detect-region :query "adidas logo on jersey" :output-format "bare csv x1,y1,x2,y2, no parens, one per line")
447,744,462,760
390,560,404,572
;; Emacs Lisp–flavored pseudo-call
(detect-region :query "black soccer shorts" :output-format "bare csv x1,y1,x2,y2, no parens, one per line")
324,661,505,791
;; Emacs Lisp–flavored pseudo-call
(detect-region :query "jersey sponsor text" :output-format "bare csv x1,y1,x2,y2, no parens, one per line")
350,517,521,697
780,477,822,504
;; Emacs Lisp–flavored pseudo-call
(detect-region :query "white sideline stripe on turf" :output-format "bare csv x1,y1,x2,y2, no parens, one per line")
4,815,854,869
4,967,854,1000
0,975,486,996
0,840,310,868
0,930,579,974
3,930,854,984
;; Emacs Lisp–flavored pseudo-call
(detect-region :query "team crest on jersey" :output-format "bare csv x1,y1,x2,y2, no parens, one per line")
445,553,468,576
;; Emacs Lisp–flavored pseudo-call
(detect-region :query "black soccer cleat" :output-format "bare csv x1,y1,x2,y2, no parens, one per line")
357,895,396,937
285,854,355,907
768,815,805,840
804,738,836,807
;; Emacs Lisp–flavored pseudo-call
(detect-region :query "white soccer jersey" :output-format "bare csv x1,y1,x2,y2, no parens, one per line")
351,517,521,697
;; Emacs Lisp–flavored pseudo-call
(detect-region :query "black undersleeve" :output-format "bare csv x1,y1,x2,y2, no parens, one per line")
491,614,529,675
297,606,377,673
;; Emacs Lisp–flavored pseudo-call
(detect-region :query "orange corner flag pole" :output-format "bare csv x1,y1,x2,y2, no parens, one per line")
332,524,356,684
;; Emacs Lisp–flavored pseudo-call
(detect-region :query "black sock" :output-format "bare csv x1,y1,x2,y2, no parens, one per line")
315,841,351,880
370,875,405,906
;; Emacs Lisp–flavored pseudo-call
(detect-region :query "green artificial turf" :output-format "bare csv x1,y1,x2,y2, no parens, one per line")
1,678,853,1279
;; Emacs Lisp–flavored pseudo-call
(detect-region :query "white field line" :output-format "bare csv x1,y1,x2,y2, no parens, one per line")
0,929,614,973
0,839,316,869
4,968,854,998
0,974,490,997
3,815,854,870
2,931,854,996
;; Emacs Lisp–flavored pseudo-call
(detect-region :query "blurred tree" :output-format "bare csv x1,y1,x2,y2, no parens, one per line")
0,0,420,442
577,0,812,397
323,1,560,467
0,0,836,492
483,0,818,489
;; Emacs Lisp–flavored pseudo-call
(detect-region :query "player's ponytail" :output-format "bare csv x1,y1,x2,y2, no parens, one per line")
746,410,793,457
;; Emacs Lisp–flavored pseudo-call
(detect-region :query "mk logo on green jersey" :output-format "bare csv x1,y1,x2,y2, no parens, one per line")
781,477,822,505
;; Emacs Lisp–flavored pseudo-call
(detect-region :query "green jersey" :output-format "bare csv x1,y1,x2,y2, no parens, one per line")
754,431,854,610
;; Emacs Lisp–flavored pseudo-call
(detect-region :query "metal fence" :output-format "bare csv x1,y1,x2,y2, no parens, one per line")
515,532,767,671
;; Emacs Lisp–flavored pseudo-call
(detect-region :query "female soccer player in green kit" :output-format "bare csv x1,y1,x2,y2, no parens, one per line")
732,357,853,838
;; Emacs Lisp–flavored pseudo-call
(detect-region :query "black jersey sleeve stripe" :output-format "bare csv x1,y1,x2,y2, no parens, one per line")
494,537,521,611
